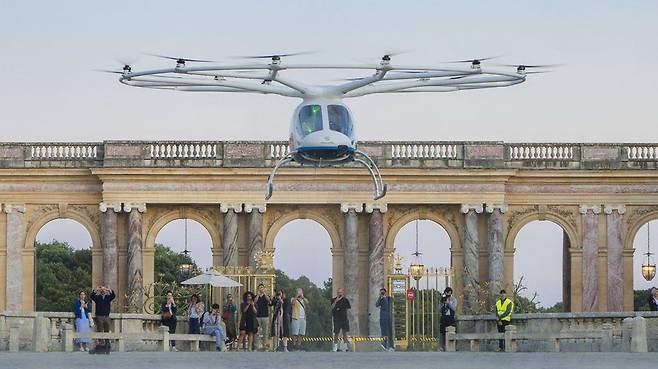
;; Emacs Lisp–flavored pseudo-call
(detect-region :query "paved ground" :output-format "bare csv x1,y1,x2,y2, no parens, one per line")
0,352,656,369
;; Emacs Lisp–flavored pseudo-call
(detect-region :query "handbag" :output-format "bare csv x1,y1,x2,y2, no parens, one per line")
221,311,230,321
162,311,172,320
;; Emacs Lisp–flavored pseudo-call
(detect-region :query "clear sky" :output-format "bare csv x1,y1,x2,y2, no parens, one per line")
12,1,658,307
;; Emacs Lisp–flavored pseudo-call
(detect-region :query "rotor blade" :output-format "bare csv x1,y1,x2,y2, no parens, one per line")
524,71,553,74
114,57,138,66
382,49,412,57
231,51,316,59
444,55,503,63
146,53,216,63
499,63,562,68
95,69,124,74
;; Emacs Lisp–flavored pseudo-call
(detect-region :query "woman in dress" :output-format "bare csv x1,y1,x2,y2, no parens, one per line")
237,291,257,351
271,289,291,352
188,294,203,334
160,291,178,351
72,290,92,352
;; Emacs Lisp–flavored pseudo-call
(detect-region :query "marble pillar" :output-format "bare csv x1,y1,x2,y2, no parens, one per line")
245,203,266,270
124,203,146,313
605,204,625,311
580,205,601,312
341,203,363,335
461,203,483,313
366,203,387,336
221,203,242,267
562,230,572,311
99,202,121,290
486,204,507,296
4,204,26,311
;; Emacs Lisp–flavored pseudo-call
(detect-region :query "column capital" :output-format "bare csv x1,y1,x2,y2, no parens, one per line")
485,204,508,214
603,204,626,215
364,203,388,213
220,203,243,213
460,203,483,214
244,203,267,213
123,202,146,213
579,204,602,215
99,202,122,213
341,203,364,213
3,204,26,214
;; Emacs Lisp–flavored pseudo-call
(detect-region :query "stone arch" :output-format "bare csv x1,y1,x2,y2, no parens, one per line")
264,210,340,252
384,209,460,254
622,209,658,310
144,208,220,252
505,211,578,252
23,207,101,311
623,210,658,252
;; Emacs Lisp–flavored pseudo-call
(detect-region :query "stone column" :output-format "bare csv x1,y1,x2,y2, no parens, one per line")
245,203,266,270
580,204,601,312
486,204,507,296
99,202,121,290
341,203,363,335
604,204,625,311
124,202,146,313
366,203,387,336
221,203,242,267
562,230,572,311
461,203,483,313
4,204,26,311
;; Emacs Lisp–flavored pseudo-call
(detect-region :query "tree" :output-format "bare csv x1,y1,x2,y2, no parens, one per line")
634,289,651,311
154,243,196,285
36,240,91,312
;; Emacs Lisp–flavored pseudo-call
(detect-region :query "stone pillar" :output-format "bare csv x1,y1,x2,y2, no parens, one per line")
460,203,483,313
221,203,242,267
341,203,363,335
486,204,507,296
244,203,266,270
124,202,146,313
604,204,625,311
580,204,601,312
100,202,121,291
365,203,387,336
562,230,572,311
4,204,26,311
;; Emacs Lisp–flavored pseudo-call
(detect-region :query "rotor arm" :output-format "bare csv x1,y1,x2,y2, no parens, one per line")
332,70,388,95
121,76,303,97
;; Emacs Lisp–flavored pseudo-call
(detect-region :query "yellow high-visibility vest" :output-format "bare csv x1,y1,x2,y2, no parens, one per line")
495,298,514,322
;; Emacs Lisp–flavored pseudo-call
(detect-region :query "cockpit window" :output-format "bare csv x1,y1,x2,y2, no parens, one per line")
328,105,352,136
297,105,323,137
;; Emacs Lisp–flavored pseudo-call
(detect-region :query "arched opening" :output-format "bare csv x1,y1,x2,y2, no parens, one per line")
35,219,93,312
272,219,333,338
154,218,213,283
393,219,452,290
631,221,657,310
513,220,568,312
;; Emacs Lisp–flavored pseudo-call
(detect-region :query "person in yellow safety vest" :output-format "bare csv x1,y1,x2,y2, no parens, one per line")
495,289,514,352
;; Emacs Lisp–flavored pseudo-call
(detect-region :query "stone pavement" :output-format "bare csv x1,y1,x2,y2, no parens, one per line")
0,352,655,369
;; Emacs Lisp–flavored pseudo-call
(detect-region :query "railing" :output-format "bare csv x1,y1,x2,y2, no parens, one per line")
29,143,100,160
269,143,290,159
391,143,459,159
508,144,575,160
149,142,218,159
627,145,658,160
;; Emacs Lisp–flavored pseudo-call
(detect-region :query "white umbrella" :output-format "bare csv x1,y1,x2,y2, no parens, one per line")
181,270,242,288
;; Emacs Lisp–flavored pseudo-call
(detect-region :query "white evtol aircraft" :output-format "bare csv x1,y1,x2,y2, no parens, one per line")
104,52,552,200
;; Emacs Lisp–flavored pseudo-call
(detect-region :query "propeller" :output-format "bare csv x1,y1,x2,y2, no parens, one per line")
497,63,562,73
146,53,216,65
444,55,502,66
231,51,316,61
381,49,411,61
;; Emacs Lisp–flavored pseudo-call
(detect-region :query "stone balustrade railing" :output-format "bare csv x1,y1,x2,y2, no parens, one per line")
1,141,657,169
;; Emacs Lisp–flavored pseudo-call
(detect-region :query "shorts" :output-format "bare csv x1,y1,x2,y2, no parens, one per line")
333,319,349,334
290,318,306,336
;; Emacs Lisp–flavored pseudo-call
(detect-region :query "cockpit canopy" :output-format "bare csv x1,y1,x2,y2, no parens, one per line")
295,103,354,139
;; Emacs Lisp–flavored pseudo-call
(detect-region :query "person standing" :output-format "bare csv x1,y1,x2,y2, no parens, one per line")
254,283,271,351
331,288,351,352
495,289,514,352
90,285,115,351
202,303,226,351
237,291,258,351
290,288,309,351
72,291,92,352
438,287,457,351
222,294,238,348
271,289,290,352
188,294,203,334
648,287,658,311
161,292,178,352
376,287,394,352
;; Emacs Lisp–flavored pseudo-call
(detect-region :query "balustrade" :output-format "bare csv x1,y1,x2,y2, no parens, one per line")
29,144,99,159
390,143,459,159
626,145,658,160
508,144,574,160
149,142,217,159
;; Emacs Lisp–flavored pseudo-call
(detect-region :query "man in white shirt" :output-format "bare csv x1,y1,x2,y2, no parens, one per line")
202,303,226,351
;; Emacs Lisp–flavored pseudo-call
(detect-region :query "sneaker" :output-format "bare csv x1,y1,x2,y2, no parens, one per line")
331,343,338,352
216,346,222,352
388,347,395,352
171,346,178,352
79,347,85,352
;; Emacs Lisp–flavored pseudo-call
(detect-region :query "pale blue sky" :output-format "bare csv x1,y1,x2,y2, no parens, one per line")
12,1,658,306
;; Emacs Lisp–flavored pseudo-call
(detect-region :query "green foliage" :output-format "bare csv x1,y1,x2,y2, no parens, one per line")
273,270,333,338
634,289,652,311
36,240,91,312
154,243,196,285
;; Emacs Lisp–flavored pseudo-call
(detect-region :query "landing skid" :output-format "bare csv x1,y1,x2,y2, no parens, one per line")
265,150,387,200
